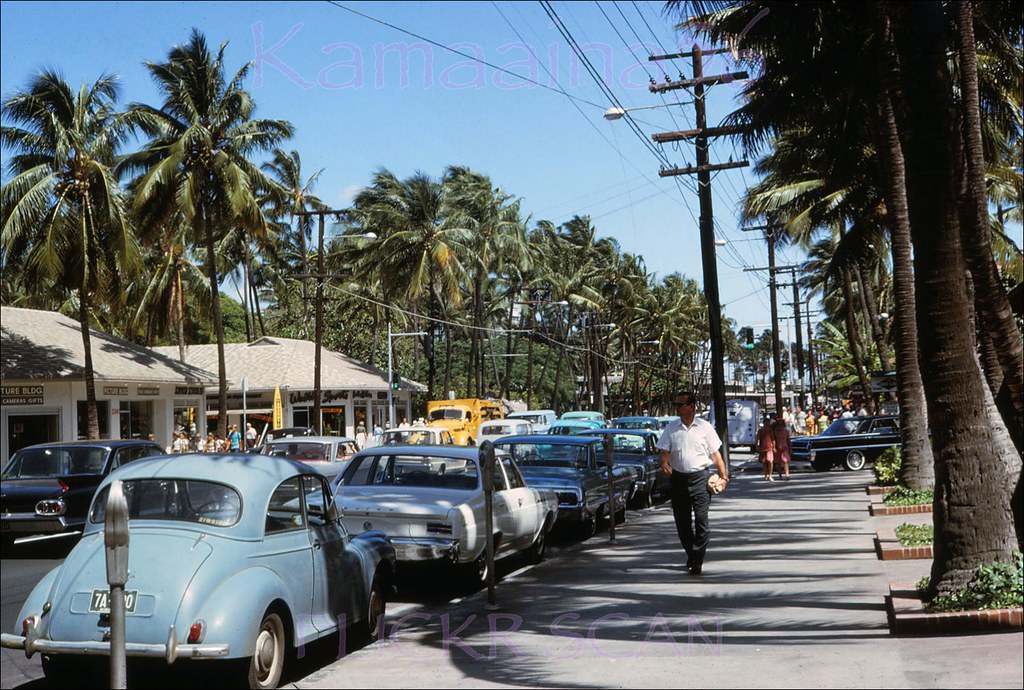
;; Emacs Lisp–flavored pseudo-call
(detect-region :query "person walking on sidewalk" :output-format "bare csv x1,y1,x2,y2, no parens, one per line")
656,391,729,575
772,416,791,481
756,415,776,481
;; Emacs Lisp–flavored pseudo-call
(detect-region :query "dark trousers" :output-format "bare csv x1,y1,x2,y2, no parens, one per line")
670,468,711,564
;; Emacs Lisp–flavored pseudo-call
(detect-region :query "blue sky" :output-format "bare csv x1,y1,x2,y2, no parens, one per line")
1,0,808,335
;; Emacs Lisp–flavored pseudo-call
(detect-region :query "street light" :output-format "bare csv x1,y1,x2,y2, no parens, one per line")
388,323,427,429
603,102,693,120
295,209,377,434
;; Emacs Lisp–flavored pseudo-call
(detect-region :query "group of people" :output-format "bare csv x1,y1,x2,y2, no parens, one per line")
166,422,260,454
779,402,870,438
756,413,791,481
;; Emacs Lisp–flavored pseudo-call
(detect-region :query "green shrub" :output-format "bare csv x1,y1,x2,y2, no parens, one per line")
883,485,933,506
873,446,902,485
895,522,933,547
919,552,1024,612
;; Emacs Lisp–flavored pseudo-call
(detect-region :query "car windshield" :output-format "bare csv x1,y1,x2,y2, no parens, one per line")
89,479,241,527
480,424,516,436
509,414,542,424
428,409,465,421
382,430,436,445
605,434,648,453
498,443,589,469
263,442,331,462
339,454,479,490
615,419,653,430
3,447,107,477
821,419,865,436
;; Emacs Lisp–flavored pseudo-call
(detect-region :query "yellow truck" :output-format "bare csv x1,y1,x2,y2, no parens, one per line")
425,398,504,446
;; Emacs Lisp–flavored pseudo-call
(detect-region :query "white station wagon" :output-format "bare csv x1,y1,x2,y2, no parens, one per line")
331,446,558,583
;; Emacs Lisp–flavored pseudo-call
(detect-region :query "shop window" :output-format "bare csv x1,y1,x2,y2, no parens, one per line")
76,401,110,439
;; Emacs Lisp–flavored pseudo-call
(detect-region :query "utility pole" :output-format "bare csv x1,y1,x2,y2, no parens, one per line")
743,223,796,419
779,272,806,408
650,46,748,463
295,210,373,434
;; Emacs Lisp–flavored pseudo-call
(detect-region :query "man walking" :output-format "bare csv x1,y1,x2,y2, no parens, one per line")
657,391,729,575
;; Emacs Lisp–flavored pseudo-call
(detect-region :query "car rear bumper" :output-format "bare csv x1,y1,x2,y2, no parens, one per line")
389,537,460,563
1,514,78,534
1,623,228,663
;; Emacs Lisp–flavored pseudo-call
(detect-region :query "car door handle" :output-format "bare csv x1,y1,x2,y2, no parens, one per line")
517,498,523,506
313,541,322,550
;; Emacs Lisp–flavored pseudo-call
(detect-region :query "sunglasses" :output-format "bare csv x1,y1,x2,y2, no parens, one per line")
674,400,694,407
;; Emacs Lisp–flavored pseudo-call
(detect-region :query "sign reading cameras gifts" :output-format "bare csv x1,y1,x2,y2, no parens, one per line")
2,385,44,405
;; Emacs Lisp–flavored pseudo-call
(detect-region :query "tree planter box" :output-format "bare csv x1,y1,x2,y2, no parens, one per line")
886,583,1023,635
866,484,898,496
874,527,932,560
869,500,932,516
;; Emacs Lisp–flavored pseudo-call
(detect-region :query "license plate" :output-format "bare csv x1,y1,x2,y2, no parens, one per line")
89,589,138,614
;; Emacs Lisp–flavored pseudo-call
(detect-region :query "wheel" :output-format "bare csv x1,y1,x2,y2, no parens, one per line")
844,450,866,471
579,515,597,540
635,489,652,510
248,611,285,689
356,570,387,644
528,528,547,564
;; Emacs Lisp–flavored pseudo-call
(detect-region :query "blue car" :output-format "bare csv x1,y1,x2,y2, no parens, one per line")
493,435,633,538
1,453,395,689
574,428,668,508
610,416,661,431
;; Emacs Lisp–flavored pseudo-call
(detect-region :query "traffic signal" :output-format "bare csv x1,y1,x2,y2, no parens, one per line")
741,327,755,349
391,369,401,390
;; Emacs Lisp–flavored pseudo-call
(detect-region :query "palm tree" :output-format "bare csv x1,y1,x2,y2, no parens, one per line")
349,169,469,398
122,29,293,436
2,71,141,438
262,149,326,337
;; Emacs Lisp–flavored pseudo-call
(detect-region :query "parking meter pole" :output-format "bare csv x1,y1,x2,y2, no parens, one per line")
479,442,497,607
104,481,129,689
605,442,616,544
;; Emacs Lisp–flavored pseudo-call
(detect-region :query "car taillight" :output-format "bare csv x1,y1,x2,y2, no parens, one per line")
187,620,205,643
22,615,40,636
35,499,66,516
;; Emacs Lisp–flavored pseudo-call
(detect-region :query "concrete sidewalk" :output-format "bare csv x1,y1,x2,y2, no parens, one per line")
295,471,1023,689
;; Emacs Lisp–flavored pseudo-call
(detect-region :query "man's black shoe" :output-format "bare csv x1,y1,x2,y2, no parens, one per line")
687,562,703,575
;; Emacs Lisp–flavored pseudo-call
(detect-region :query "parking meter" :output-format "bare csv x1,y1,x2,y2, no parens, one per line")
478,441,497,606
104,481,129,689
604,441,617,543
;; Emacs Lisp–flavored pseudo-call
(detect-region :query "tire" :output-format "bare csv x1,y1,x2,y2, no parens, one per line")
528,528,547,564
247,611,286,690
357,570,387,644
637,489,652,509
579,515,597,540
42,655,81,685
844,450,866,471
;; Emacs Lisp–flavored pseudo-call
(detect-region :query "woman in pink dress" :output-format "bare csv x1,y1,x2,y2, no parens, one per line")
772,417,792,481
756,416,776,481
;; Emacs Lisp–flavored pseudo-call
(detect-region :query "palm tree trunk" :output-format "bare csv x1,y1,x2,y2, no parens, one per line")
955,0,1024,450
893,1,1020,597
872,31,935,488
855,262,893,374
839,266,873,405
200,207,229,438
79,295,100,439
175,267,186,364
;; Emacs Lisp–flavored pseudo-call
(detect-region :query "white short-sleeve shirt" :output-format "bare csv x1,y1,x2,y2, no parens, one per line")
656,417,723,473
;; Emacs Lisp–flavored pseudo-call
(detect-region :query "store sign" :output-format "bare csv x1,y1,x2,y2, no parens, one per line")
175,385,206,395
1,385,44,405
137,385,160,396
103,385,128,396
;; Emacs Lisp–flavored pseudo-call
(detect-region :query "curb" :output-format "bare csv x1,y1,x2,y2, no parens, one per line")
866,484,897,496
874,526,933,560
886,583,1024,635
870,501,932,516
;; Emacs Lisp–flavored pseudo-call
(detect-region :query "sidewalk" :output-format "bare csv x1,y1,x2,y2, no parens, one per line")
295,471,1023,689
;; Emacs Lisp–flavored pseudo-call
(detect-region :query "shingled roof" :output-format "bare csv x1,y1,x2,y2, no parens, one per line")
1,306,216,384
152,336,426,392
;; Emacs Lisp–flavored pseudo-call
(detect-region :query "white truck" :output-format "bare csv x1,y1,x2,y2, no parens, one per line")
711,399,761,450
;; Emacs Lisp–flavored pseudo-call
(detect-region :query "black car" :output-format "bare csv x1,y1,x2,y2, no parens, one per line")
493,435,634,537
1,440,165,543
573,428,668,508
790,416,901,471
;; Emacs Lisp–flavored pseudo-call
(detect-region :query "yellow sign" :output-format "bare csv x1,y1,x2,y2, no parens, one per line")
272,386,283,430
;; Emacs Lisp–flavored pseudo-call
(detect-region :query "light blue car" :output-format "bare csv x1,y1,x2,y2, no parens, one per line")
1,453,395,689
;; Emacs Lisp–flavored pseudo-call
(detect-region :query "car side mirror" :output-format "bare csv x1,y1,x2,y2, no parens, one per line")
326,500,341,523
